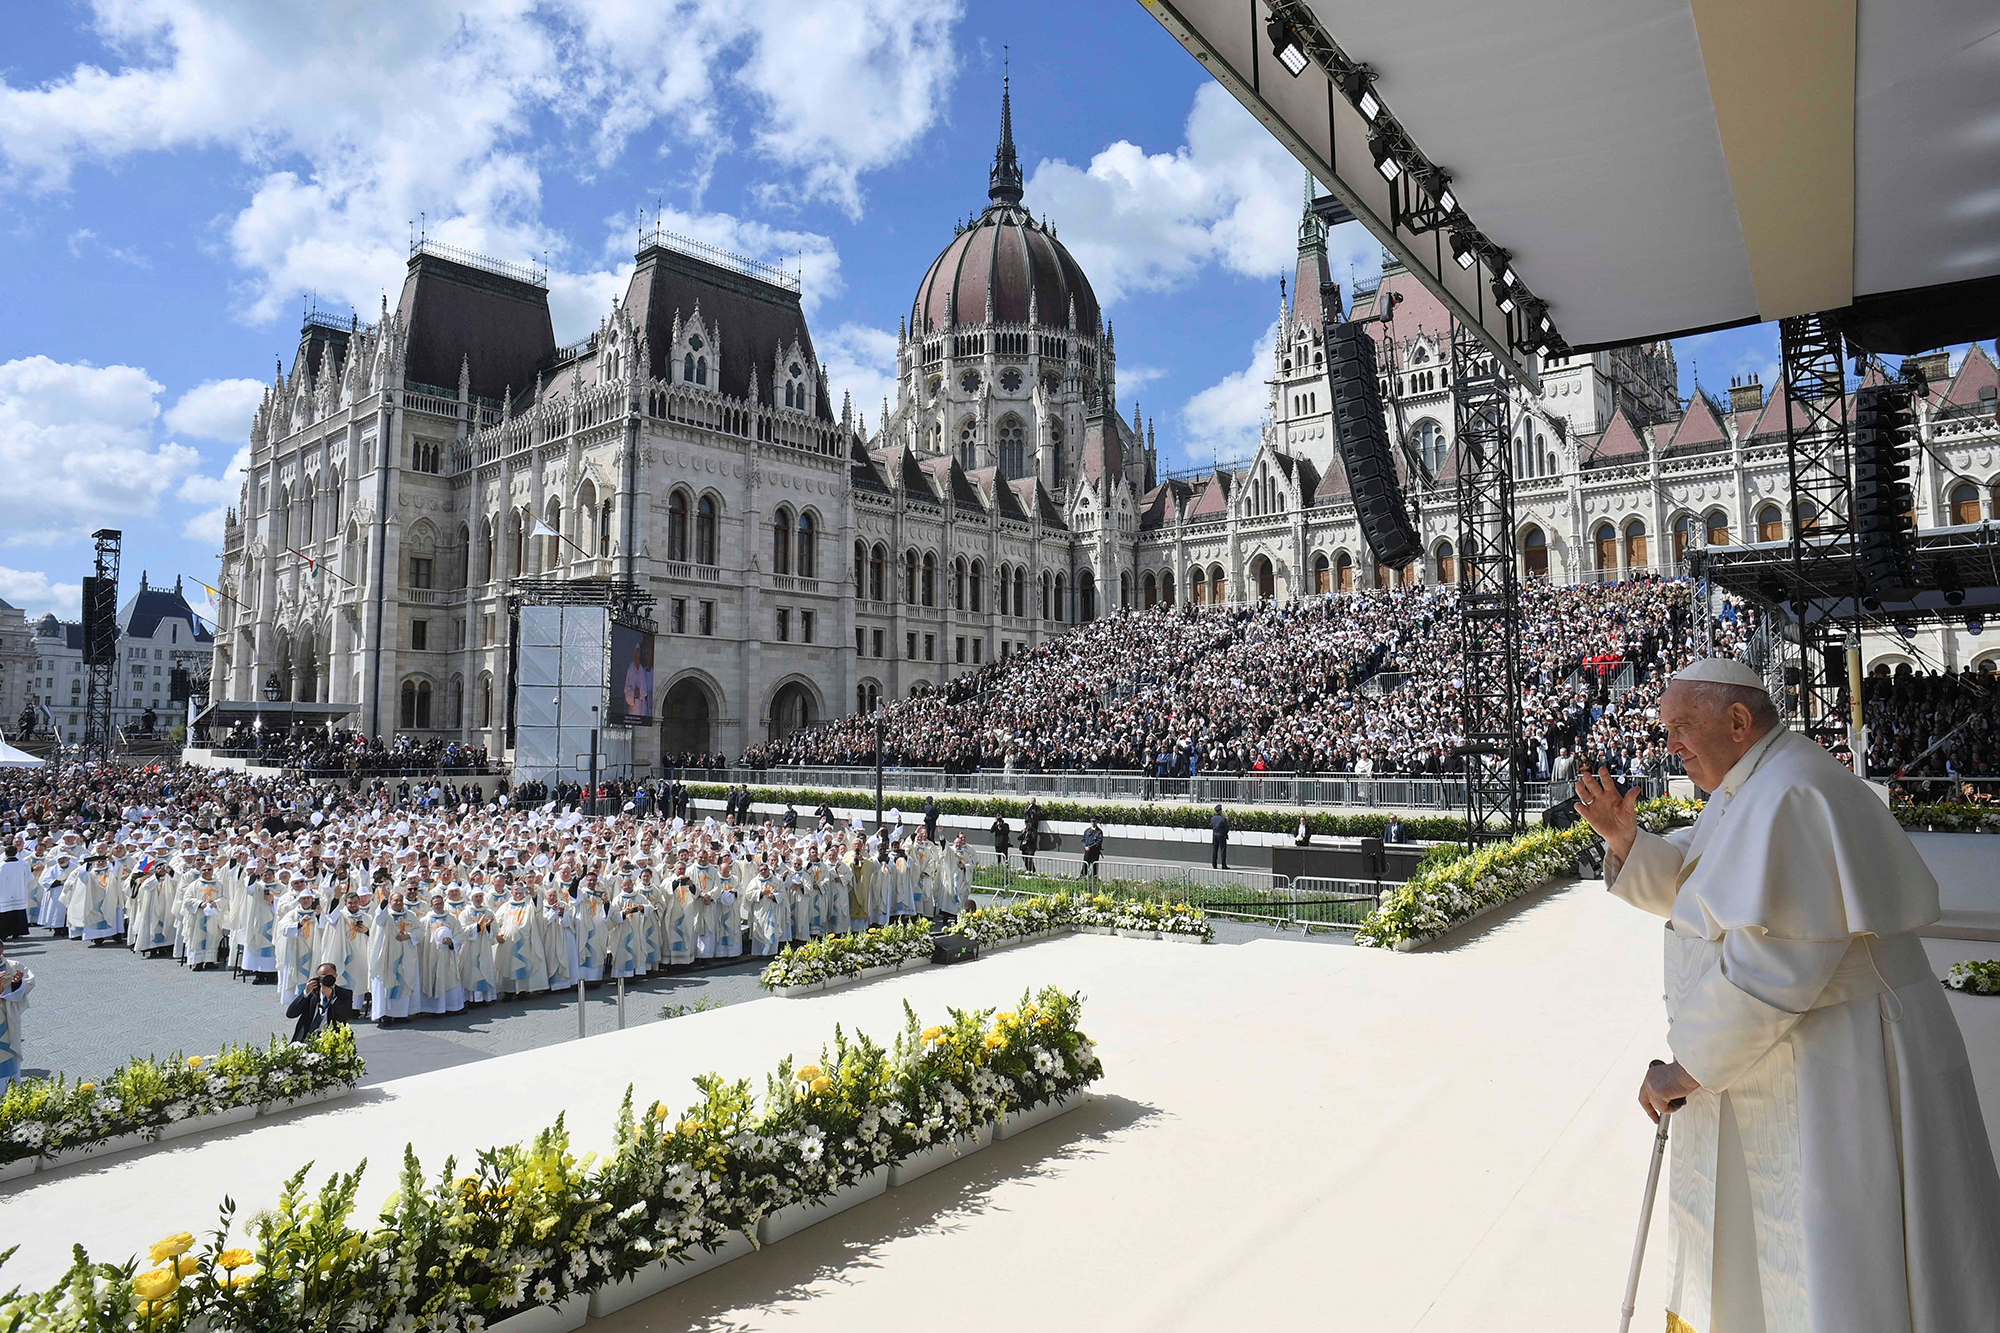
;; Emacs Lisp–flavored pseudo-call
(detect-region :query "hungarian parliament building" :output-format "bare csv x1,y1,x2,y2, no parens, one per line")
211,90,2000,766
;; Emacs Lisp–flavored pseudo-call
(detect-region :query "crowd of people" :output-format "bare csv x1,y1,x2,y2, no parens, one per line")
744,579,1756,787
1864,665,1999,800
0,762,977,1081
211,725,492,776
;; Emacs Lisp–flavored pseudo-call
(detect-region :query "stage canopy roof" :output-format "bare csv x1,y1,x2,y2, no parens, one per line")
1141,0,2000,371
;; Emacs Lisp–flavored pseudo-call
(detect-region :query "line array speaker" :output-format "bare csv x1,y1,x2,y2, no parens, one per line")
1326,320,1422,569
81,576,118,667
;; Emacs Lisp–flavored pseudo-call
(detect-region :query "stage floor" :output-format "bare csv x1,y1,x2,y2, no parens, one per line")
5,878,1996,1333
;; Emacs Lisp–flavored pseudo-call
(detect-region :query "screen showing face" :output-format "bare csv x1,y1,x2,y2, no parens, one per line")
611,623,655,725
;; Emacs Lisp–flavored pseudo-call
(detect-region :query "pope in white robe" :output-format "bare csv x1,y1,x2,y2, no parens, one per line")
1582,660,2000,1333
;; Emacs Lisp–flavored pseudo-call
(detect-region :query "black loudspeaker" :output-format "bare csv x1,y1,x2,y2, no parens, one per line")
1325,320,1422,569
929,932,978,965
81,577,118,666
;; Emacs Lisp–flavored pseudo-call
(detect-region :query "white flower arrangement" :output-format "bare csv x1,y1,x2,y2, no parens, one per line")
1942,959,2000,994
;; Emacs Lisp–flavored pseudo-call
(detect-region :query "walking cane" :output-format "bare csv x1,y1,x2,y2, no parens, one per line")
1618,1060,1686,1333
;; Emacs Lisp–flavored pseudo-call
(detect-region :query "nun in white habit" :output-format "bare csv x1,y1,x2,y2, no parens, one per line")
1579,658,2000,1333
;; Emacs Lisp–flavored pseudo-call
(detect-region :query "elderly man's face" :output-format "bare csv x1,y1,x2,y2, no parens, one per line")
1658,681,1764,791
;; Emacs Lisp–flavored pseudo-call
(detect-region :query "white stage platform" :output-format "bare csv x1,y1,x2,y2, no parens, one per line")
4,878,1996,1333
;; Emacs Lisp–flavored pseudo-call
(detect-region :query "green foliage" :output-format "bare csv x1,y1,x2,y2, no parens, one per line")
0,1027,363,1166
1892,802,2000,834
1943,959,2000,994
1355,797,1705,950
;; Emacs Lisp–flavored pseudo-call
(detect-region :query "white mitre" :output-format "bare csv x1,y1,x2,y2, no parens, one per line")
1672,658,1767,691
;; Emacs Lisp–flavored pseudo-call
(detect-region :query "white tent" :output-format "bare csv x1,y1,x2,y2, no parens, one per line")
0,740,45,768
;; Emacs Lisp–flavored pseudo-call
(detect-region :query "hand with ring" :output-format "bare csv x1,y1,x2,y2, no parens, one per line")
1574,766,1640,861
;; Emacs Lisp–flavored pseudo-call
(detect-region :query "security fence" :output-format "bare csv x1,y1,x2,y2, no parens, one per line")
964,849,1383,930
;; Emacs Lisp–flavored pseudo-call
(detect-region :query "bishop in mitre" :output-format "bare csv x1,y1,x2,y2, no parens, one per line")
1577,658,2000,1332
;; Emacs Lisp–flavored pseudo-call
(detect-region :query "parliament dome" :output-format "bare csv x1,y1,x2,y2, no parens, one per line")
910,82,1101,338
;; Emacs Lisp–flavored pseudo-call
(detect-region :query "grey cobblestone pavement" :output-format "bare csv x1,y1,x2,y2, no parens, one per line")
8,913,1340,1086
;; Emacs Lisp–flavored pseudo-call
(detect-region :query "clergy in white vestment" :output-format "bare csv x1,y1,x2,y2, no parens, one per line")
239,873,279,979
572,877,609,983
457,889,499,1005
67,851,123,943
607,879,649,979
0,852,30,941
317,891,372,996
275,888,323,1004
0,955,31,1088
418,889,466,1014
368,892,422,1021
1578,658,2000,1333
129,860,178,956
943,835,972,915
35,854,73,931
540,886,579,989
494,886,552,994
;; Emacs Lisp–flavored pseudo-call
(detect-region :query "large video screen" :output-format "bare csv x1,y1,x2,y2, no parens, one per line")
610,621,655,725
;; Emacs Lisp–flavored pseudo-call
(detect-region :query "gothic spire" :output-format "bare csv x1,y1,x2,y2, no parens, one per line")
988,59,1023,206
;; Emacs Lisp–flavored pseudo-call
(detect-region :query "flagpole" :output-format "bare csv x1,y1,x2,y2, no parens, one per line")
286,547,359,588
530,519,595,565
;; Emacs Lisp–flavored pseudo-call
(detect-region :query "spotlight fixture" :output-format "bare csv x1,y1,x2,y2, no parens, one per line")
1420,167,1456,216
1449,228,1477,270
1492,279,1516,315
1332,65,1381,121
1937,558,1966,607
1499,264,1518,289
1266,15,1310,77
1370,131,1402,182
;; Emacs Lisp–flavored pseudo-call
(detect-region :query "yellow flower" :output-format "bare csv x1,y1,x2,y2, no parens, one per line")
227,1266,261,1288
186,1055,204,1069
131,1268,180,1301
809,1076,833,1095
920,1026,944,1043
78,1081,96,1092
678,1119,703,1136
984,1033,1006,1050
148,1233,196,1262
217,1248,255,1271
651,1104,670,1121
796,1064,823,1083
996,1011,1017,1026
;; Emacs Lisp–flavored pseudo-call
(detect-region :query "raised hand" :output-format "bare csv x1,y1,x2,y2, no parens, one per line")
1573,767,1641,861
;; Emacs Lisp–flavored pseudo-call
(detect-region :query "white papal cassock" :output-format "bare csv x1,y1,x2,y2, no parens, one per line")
1608,726,2000,1333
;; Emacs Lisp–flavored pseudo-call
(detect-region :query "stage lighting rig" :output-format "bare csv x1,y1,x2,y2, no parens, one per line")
1266,15,1311,77
1450,227,1478,270
1369,127,1404,182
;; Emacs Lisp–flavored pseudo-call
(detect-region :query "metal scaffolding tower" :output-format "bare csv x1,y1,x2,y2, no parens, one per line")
82,528,122,765
1449,321,1525,840
1777,314,1857,743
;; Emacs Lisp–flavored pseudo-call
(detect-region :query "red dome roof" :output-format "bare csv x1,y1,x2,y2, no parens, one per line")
911,205,1102,337
909,78,1101,338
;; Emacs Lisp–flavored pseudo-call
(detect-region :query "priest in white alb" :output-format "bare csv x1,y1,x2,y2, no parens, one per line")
1577,658,2000,1332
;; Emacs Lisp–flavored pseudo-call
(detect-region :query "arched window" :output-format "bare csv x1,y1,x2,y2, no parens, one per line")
1041,570,1052,619
772,506,792,575
1434,542,1455,586
683,352,695,383
1951,481,1982,525
1014,565,1027,615
998,414,1025,479
695,356,707,386
1048,420,1065,484
1705,509,1730,547
1622,518,1648,569
1594,521,1618,570
870,544,887,601
668,491,689,562
477,673,493,729
1672,513,1696,564
599,501,613,557
996,563,1011,616
1336,551,1355,593
1413,419,1447,473
904,549,919,603
1523,526,1549,578
796,512,815,578
1054,572,1067,622
405,521,437,589
1144,571,1158,608
1160,569,1174,606
1796,497,1820,534
479,515,496,584
922,551,937,606
1189,566,1206,606
1120,570,1132,609
1078,570,1097,621
511,510,526,577
1312,551,1331,594
970,559,983,612
399,678,433,730
696,495,718,566
447,675,464,729
1209,563,1226,604
853,540,866,598
1756,504,1784,543
958,417,978,471
952,557,967,611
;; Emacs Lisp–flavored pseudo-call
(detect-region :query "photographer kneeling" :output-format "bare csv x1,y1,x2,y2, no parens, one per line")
286,962,356,1042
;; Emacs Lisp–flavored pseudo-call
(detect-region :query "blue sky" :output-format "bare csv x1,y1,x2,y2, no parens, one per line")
0,0,1798,625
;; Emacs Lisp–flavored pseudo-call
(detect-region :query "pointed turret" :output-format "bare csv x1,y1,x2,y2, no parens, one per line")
1291,176,1334,334
989,72,1024,206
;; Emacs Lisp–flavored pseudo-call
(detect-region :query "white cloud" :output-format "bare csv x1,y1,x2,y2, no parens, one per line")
1022,83,1374,308
818,323,900,430
164,378,264,440
0,566,85,619
0,356,207,544
1180,320,1278,462
67,228,150,268
1,0,962,323
177,443,252,545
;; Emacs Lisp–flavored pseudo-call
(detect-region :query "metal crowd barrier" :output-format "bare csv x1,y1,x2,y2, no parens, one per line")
961,849,1379,930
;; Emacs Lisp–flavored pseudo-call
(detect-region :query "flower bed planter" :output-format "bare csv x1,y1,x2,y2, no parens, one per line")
261,1086,352,1117
776,979,827,999
587,1229,756,1316
0,1156,34,1183
860,964,896,980
488,1293,586,1333
41,1130,146,1170
758,1168,888,1245
886,1124,995,1187
1159,931,1207,943
996,1093,1082,1140
157,1103,259,1141
1115,927,1159,940
1079,924,1116,936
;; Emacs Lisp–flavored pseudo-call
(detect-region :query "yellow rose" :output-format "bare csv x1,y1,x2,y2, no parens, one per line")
186,1055,204,1069
984,1033,1005,1050
148,1233,196,1262
78,1081,96,1093
996,1011,1016,1026
131,1268,179,1301
217,1248,255,1271
809,1076,833,1095
796,1065,823,1083
677,1119,702,1136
